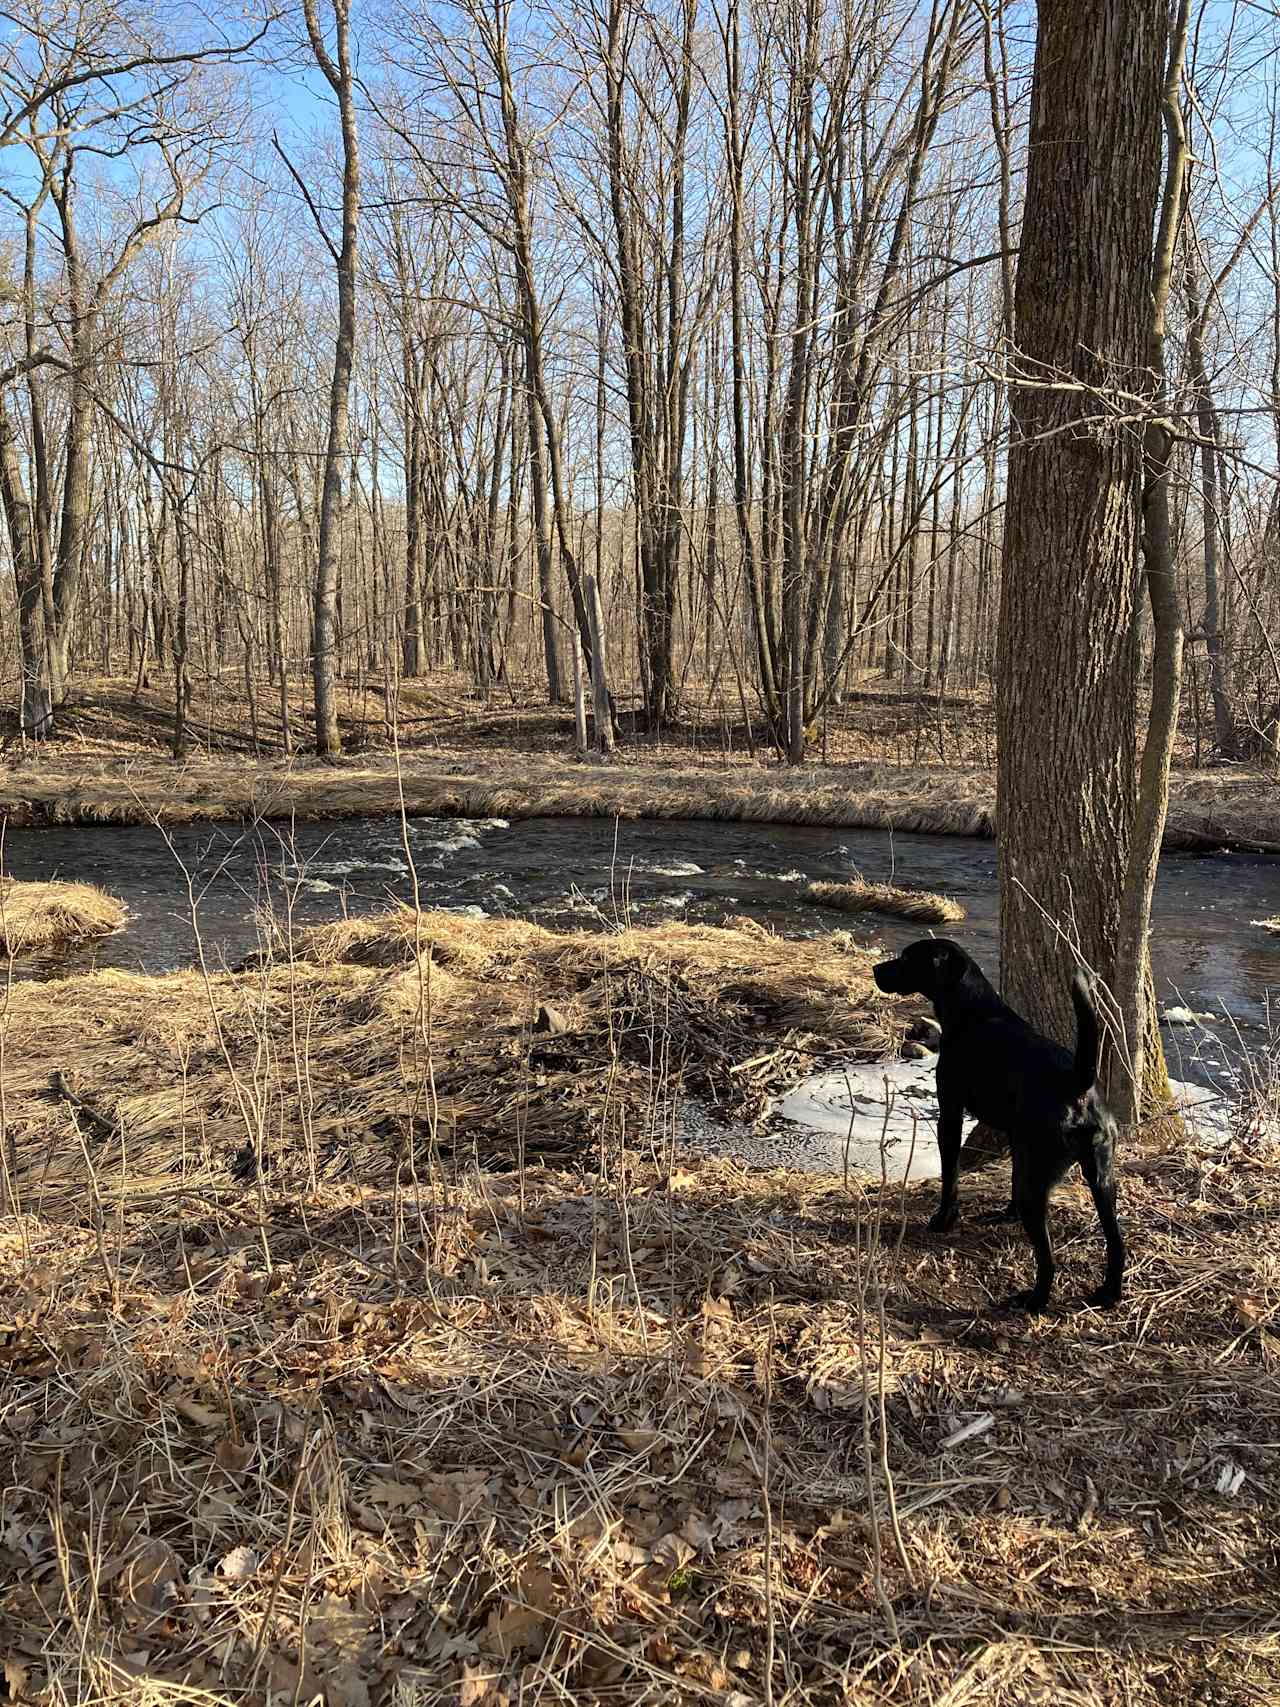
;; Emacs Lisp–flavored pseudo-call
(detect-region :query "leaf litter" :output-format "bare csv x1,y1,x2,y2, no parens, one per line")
0,908,1277,1703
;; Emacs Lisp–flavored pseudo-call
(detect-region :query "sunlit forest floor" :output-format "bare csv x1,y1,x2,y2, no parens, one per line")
1,908,1277,1704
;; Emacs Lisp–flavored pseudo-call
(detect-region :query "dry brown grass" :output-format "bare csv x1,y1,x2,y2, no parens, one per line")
2,910,889,1198
1,670,1276,851
1254,916,1280,936
0,907,1278,1704
3,747,1278,853
803,878,966,925
0,877,125,955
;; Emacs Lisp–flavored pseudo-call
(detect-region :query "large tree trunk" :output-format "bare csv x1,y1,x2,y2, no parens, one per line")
997,0,1171,1109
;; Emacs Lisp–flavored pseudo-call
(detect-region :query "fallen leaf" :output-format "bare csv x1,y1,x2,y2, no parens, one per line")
174,1397,224,1430
459,1661,496,1707
3,1658,30,1701
366,1477,422,1510
422,1470,492,1521
713,1390,746,1422
324,1664,371,1707
214,1438,253,1475
217,1544,259,1583
716,1498,757,1526
614,1423,660,1455
123,1538,183,1620
606,1537,649,1569
570,1396,604,1430
483,1601,547,1659
1,1520,51,1567
665,1168,700,1190
807,1377,858,1413
306,1597,376,1668
650,1532,695,1573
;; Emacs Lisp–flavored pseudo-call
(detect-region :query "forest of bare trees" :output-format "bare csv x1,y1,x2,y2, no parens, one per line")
1,0,1278,765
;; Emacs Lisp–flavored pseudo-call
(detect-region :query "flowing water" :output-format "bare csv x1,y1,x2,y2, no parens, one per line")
4,812,1277,1117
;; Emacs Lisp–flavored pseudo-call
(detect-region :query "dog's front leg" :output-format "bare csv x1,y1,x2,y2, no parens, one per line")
929,1063,964,1234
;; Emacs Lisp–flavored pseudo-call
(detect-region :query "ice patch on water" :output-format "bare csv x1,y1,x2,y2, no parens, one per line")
635,858,704,878
679,1058,1276,1181
772,1059,953,1180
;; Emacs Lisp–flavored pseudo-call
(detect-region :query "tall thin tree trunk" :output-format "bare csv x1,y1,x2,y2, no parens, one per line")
1183,245,1238,759
0,402,52,736
303,0,360,759
1113,0,1192,1128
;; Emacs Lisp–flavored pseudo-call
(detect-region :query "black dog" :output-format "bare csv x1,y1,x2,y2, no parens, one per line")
872,939,1124,1314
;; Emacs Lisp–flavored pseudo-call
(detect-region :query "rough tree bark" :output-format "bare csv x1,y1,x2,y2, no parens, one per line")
0,400,53,736
1113,0,1192,1129
1183,244,1238,759
996,0,1173,1113
302,0,360,759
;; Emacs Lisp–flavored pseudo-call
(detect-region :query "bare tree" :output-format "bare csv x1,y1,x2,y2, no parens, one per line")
293,0,361,758
997,0,1173,1113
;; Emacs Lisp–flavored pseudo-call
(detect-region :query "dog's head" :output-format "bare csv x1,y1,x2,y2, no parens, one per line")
872,938,973,1001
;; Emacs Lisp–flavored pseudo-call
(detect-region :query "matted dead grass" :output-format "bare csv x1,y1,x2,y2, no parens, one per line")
803,878,965,925
1,911,889,1202
0,877,125,955
0,905,1277,1702
3,748,1278,853
1255,916,1280,936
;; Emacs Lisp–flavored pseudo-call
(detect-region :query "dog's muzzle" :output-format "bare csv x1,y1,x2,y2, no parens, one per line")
873,960,905,993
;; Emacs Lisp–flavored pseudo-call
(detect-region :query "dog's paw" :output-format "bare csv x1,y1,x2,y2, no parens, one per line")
1085,1284,1121,1310
996,1289,1048,1316
978,1202,1018,1225
927,1204,959,1235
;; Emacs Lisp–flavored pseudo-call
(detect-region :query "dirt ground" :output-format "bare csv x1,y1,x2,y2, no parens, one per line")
0,911,1277,1705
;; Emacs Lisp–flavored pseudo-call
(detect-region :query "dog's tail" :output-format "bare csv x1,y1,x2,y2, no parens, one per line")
1070,970,1100,1092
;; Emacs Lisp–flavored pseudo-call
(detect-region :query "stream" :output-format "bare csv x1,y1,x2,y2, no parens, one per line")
6,807,1277,1059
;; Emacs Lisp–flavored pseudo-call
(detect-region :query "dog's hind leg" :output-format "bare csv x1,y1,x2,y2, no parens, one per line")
928,1063,964,1234
1079,1135,1125,1308
1001,1149,1055,1314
